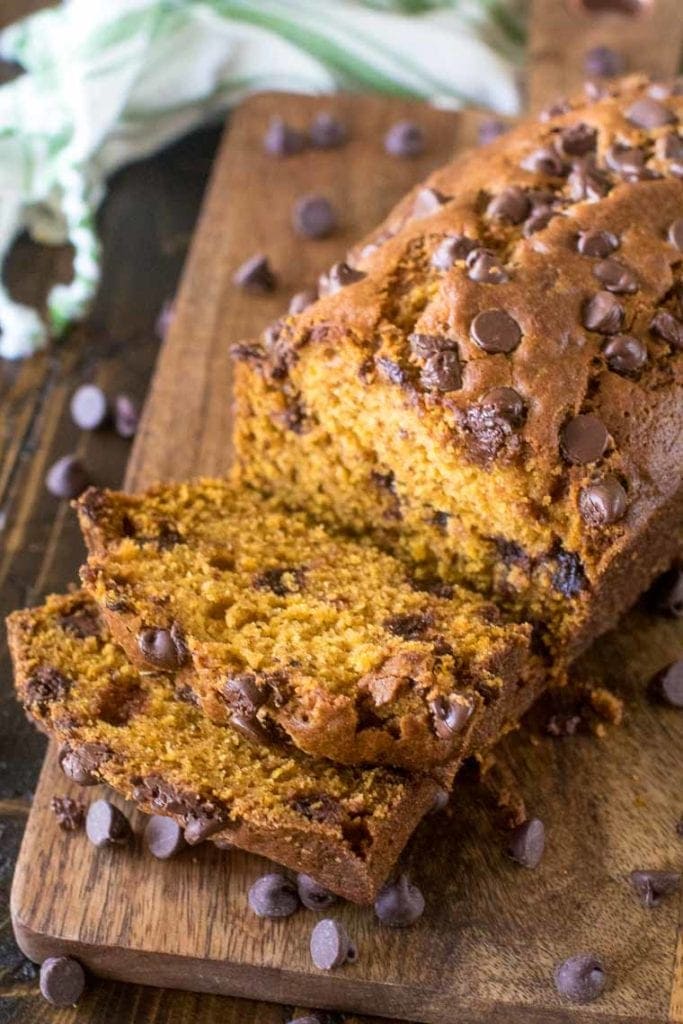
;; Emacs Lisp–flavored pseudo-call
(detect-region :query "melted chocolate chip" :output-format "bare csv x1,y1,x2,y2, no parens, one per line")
522,207,556,237
383,612,433,639
429,696,473,740
592,259,638,294
420,350,462,391
25,666,71,709
222,673,268,716
561,414,609,465
577,229,619,258
605,143,646,179
560,122,598,157
651,310,683,349
232,253,277,293
567,160,611,200
625,97,677,130
603,334,647,375
470,309,522,354
431,234,476,269
137,626,181,670
58,745,105,786
408,333,453,359
521,147,567,177
486,186,530,224
466,249,509,283
480,387,526,427
229,713,273,745
290,793,342,824
579,476,627,526
583,291,624,333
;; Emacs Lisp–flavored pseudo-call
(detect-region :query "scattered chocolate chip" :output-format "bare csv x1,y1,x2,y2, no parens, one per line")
263,116,307,157
40,956,85,1007
577,229,619,258
288,288,317,314
507,817,545,868
25,666,71,709
603,334,647,375
229,712,273,745
70,384,109,430
478,118,508,145
592,259,638,294
523,207,556,237
626,97,677,130
648,565,683,618
85,799,132,848
384,120,425,158
248,873,300,918
554,953,606,1004
137,627,180,670
421,350,462,392
521,147,567,177
409,333,453,359
309,111,347,148
411,187,449,219
668,218,683,250
50,796,85,832
470,309,522,354
145,815,186,859
431,234,476,270
551,547,586,598
319,261,366,296
584,45,624,78
114,393,139,439
233,253,277,293
649,659,683,708
651,310,683,349
579,476,627,526
374,874,425,927
466,249,509,283
583,291,623,333
383,611,432,639
629,869,681,907
292,194,337,239
486,186,530,225
567,160,611,200
659,131,683,166
561,414,609,465
46,454,90,499
429,696,473,740
480,387,526,427
297,873,338,911
310,919,357,970
58,747,100,786
222,673,267,716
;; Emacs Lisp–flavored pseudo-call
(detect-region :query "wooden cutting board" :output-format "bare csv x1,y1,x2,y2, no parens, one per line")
10,16,683,1023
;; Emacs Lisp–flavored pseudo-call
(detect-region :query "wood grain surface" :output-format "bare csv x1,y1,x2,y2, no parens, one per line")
8,91,683,1024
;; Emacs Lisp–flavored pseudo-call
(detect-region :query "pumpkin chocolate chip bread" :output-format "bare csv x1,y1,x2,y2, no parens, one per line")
75,479,535,771
7,592,440,903
231,75,683,664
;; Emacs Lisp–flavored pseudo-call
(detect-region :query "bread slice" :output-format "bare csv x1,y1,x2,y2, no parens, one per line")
75,479,537,772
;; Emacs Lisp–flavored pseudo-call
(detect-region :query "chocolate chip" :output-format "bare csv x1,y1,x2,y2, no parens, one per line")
666,218,683,252
567,160,611,200
230,712,274,745
486,186,530,225
263,116,307,156
233,253,277,293
310,919,357,970
184,812,227,845
319,261,366,296
659,131,683,162
429,696,473,740
420,350,461,392
25,666,71,709
626,97,677,130
478,118,508,145
383,612,432,639
560,123,598,156
577,229,619,258
480,387,526,427
409,333,454,360
384,120,424,158
522,208,556,237
288,288,317,314
145,815,186,859
470,309,522,354
605,143,645,179
649,659,683,708
466,249,509,283
430,786,450,813
561,414,609,465
114,393,139,439
46,454,90,499
40,956,85,1007
70,384,109,430
592,259,638,294
584,46,624,78
579,476,627,526
551,547,586,598
58,747,100,786
554,953,606,1003
292,195,337,239
583,291,623,333
374,874,425,927
521,147,566,177
603,334,647,375
248,873,299,918
309,111,347,149
85,799,132,848
375,355,410,386
629,869,680,907
51,796,85,832
651,310,683,349
539,97,571,122
507,817,545,868
297,873,338,911
546,711,582,737
137,627,180,670
648,565,683,618
411,187,449,219
222,673,267,716
431,234,476,270
253,566,304,596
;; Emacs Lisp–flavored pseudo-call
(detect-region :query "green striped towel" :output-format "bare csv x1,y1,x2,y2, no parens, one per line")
0,0,525,358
